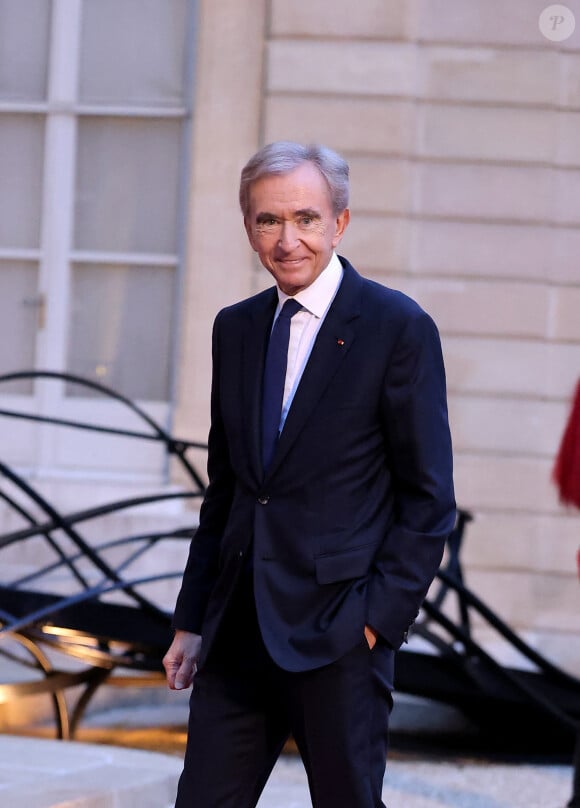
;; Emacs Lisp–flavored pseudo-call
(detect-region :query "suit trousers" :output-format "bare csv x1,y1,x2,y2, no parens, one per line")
174,572,394,808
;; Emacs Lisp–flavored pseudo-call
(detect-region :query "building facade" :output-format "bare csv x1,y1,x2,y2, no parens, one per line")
1,0,579,672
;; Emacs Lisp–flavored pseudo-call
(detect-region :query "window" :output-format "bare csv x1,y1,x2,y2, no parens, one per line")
0,0,196,474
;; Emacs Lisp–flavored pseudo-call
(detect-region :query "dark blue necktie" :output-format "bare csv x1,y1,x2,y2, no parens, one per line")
261,298,302,471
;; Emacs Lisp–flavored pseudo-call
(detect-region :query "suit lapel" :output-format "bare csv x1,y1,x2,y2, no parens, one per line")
265,262,363,480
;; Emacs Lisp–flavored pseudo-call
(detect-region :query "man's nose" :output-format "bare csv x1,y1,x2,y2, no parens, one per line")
278,221,298,249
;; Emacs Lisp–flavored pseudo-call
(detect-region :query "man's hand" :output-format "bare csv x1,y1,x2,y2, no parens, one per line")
163,629,202,690
364,624,378,650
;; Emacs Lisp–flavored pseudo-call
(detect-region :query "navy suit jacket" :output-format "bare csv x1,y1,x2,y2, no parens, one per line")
173,258,456,672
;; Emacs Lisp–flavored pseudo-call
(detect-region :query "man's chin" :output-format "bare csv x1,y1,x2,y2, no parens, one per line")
271,266,310,294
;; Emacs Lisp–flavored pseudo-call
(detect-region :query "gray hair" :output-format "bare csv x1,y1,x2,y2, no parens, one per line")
239,141,350,218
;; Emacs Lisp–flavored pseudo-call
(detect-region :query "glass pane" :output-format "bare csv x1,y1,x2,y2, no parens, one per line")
75,117,181,253
79,0,189,106
67,263,176,400
0,262,38,394
0,115,44,248
0,0,51,101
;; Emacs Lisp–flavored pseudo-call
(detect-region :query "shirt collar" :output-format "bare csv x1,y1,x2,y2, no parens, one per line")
277,252,343,318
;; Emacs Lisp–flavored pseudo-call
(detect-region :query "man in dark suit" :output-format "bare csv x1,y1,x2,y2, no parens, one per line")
164,141,456,807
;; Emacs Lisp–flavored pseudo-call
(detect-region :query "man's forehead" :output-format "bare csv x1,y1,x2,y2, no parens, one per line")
248,164,331,210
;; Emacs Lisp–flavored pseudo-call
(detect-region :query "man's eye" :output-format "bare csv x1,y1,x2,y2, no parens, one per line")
256,219,277,232
299,217,313,227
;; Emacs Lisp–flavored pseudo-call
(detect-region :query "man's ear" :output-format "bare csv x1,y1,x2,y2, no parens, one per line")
332,208,350,248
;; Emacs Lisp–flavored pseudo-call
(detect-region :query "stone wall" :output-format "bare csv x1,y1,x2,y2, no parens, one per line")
257,0,580,667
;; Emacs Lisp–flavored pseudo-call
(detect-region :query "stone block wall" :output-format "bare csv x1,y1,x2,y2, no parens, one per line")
260,0,580,667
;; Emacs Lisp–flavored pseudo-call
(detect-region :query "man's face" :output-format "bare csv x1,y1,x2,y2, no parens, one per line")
244,162,350,296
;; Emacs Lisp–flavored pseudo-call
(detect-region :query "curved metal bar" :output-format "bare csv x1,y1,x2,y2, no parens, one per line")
0,407,205,451
0,462,174,618
434,567,580,688
13,526,193,588
0,370,207,489
0,408,166,443
0,369,209,737
0,483,89,588
0,651,117,741
0,631,71,740
0,642,50,672
68,666,114,738
420,598,579,732
0,488,202,548
0,570,185,640
0,370,173,437
0,485,44,525
430,509,473,636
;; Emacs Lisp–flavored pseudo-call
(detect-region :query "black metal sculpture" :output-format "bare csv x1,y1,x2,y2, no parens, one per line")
398,510,580,755
0,370,205,738
0,370,579,805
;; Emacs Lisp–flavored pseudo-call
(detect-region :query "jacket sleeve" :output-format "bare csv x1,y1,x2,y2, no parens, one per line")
366,308,456,649
172,312,235,633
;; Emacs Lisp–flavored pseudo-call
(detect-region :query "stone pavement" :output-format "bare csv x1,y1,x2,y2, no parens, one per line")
0,733,573,808
0,734,181,808
259,754,573,808
0,694,575,807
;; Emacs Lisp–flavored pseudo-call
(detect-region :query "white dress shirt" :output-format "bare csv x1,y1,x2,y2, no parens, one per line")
272,252,343,431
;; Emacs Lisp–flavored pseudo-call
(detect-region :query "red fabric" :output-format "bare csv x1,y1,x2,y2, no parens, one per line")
553,379,580,509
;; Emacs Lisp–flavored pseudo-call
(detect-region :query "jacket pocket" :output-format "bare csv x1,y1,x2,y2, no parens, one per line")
314,541,380,585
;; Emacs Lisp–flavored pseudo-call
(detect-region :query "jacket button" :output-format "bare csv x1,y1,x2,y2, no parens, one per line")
258,496,270,505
